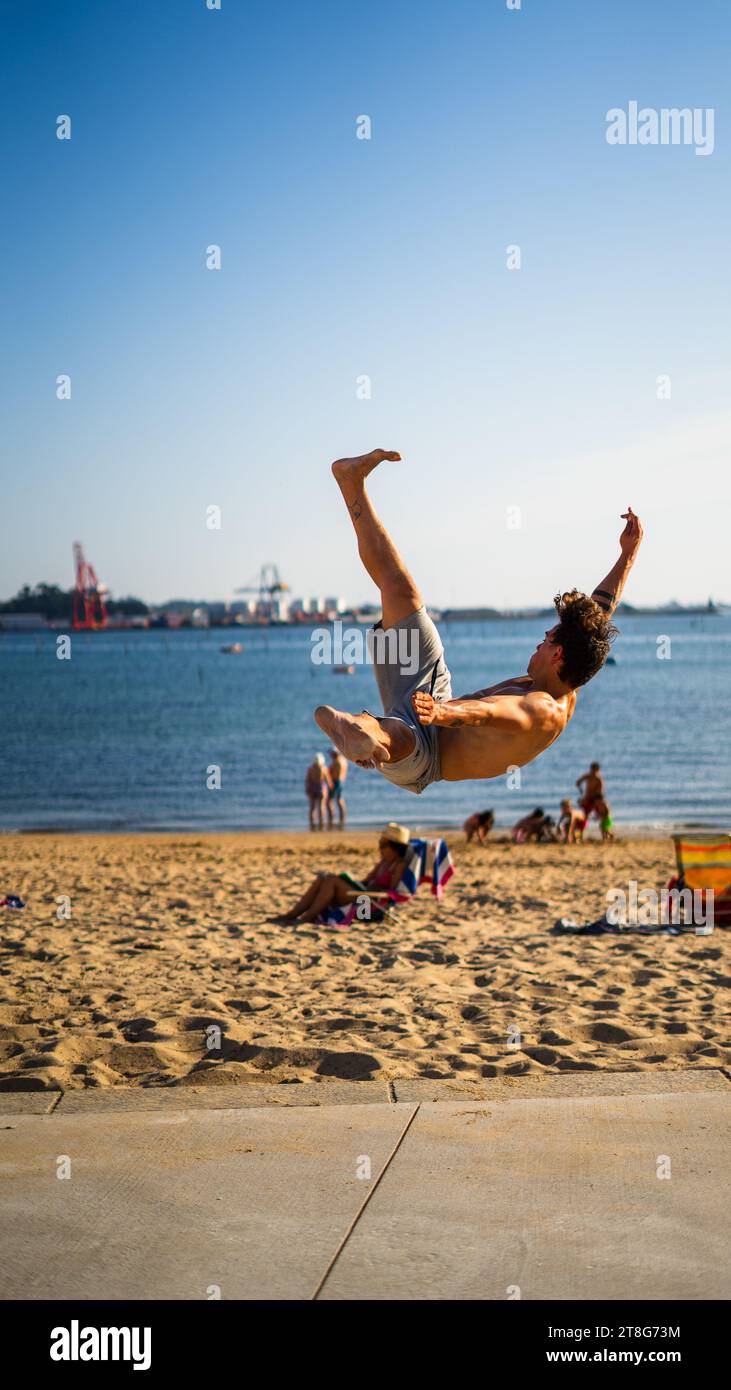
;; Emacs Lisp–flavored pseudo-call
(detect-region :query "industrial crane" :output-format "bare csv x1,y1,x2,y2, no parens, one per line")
72,542,108,630
234,564,290,602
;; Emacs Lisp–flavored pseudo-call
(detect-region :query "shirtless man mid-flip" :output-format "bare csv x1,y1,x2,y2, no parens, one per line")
315,449,643,795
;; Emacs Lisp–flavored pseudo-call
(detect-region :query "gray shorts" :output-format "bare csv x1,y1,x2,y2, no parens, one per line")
365,606,452,795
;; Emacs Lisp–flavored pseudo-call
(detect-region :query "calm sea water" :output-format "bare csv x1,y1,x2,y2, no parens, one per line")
1,615,730,833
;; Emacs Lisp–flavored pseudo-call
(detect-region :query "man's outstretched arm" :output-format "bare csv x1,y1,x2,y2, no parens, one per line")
591,508,644,617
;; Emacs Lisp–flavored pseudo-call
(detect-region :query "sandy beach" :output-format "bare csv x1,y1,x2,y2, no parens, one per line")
0,831,728,1092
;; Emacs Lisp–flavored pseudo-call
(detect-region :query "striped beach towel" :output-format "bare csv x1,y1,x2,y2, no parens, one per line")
390,837,455,902
670,831,731,925
671,832,731,894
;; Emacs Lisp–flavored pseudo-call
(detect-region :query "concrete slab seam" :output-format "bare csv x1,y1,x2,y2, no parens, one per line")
311,1103,421,1301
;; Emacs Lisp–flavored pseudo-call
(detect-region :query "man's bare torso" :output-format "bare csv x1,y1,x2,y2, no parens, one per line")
438,676,576,782
331,753,347,783
581,771,603,800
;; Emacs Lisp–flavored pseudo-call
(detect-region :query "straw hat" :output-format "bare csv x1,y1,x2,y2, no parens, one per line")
382,821,410,846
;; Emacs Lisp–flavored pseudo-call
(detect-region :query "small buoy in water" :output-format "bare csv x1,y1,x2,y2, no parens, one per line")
221,642,243,654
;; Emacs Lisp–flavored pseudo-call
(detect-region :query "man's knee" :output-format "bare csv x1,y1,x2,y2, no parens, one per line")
379,716,417,762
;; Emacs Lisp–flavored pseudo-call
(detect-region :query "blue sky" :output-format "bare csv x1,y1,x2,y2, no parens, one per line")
1,0,729,608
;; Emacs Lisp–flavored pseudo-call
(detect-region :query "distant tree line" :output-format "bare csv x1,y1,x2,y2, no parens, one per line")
1,584,149,619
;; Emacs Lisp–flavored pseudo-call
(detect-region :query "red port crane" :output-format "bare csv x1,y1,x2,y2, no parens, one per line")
72,542,108,630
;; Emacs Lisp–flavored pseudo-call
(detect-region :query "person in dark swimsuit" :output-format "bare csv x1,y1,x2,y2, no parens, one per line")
326,748,348,829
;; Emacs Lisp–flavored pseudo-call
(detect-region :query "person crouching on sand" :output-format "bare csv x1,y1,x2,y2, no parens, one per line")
511,808,557,843
557,798,587,844
464,809,495,844
277,822,410,925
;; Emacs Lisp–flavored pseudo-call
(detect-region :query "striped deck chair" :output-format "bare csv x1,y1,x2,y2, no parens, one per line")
319,837,455,930
670,832,731,927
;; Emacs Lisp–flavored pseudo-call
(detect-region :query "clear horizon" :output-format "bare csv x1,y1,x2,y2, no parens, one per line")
2,574,727,614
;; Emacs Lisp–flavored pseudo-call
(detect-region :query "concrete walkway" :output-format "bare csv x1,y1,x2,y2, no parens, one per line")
1,1071,729,1300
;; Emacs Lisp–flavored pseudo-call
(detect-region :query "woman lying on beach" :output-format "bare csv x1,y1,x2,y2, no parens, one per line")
277,822,410,925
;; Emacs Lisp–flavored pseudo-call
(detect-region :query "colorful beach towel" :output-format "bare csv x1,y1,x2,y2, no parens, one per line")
390,837,455,902
319,837,455,929
671,831,731,926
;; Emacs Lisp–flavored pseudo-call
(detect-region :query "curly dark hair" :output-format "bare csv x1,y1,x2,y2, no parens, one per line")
551,590,617,688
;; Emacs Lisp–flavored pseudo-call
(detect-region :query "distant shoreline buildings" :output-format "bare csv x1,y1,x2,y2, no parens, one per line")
0,593,726,633
146,593,356,630
3,549,726,632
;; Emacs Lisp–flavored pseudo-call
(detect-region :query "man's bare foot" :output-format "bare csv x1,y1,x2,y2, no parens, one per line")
331,449,401,488
315,705,390,767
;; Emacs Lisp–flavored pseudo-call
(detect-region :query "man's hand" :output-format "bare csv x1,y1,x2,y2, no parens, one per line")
619,507,643,558
412,690,440,725
413,688,558,732
593,508,643,616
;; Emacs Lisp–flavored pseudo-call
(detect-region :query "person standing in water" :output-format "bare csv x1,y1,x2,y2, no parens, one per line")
326,748,348,829
305,753,329,830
